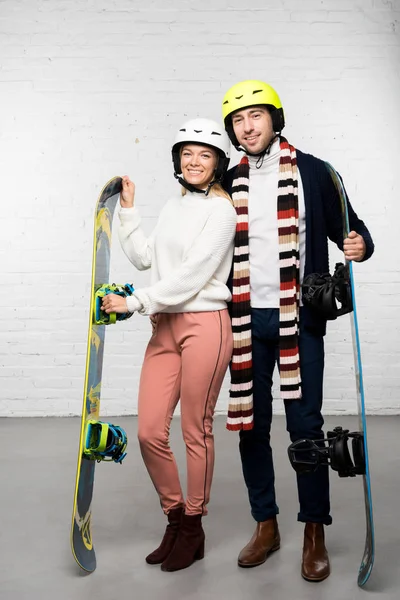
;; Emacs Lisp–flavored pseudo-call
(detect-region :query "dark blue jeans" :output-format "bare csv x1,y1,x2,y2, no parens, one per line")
239,308,332,525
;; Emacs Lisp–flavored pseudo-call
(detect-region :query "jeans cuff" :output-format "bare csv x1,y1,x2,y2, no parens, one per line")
251,507,279,522
297,513,332,526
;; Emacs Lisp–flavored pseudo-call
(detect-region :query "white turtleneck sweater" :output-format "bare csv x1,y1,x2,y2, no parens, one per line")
248,138,306,308
118,191,237,315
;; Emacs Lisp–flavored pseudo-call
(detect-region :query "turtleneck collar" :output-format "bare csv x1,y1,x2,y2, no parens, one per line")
247,137,281,170
181,189,216,202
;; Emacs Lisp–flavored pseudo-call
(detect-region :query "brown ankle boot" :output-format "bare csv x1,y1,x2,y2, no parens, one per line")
301,522,330,582
145,507,184,565
238,517,280,568
161,513,205,572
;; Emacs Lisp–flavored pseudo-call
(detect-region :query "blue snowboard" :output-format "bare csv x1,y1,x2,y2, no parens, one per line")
325,162,375,587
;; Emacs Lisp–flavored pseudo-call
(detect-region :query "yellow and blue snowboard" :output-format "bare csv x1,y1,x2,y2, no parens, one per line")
71,176,130,573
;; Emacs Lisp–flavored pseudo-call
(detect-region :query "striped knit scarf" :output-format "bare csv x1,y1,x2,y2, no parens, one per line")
227,137,302,431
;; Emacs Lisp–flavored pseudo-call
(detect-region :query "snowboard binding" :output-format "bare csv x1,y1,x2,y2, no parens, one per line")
288,426,365,478
83,420,128,464
302,262,353,320
94,283,135,325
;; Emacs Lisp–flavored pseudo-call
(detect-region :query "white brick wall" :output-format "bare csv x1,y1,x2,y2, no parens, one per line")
1,0,399,416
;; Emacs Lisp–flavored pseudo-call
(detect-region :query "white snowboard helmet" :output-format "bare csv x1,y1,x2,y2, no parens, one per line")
172,118,230,194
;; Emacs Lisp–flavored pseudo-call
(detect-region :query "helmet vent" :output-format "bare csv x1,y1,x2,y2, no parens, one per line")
223,100,229,105
194,129,202,133
252,89,263,94
211,131,221,136
179,128,186,131
235,95,243,100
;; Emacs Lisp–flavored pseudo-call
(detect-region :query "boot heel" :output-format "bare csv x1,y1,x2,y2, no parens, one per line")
195,539,205,560
271,541,280,553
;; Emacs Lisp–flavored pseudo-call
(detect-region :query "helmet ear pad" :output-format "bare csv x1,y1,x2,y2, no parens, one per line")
172,146,181,176
213,152,230,182
225,105,285,148
271,107,285,133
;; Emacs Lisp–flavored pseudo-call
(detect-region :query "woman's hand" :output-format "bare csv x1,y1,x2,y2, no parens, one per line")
120,175,135,208
101,293,129,314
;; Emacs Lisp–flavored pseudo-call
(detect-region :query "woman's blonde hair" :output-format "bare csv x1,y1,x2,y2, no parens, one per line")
181,184,233,205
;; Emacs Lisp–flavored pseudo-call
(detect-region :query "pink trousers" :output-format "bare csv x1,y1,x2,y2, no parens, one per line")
137,310,233,516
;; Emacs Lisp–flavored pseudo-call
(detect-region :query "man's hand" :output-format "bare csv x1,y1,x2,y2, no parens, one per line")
101,293,129,314
343,231,366,262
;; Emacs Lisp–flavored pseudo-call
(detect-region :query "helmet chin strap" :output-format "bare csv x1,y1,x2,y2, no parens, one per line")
236,133,280,157
174,173,218,197
235,134,280,170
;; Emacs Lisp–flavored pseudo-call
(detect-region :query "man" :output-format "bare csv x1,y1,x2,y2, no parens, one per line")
221,80,374,581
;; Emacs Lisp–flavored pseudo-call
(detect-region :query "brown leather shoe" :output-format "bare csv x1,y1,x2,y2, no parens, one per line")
238,517,280,568
301,522,330,582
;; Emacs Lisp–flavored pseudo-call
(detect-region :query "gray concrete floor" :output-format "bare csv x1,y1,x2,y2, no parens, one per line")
0,415,399,600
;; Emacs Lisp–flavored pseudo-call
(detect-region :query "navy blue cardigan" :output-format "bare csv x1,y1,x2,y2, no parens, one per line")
222,149,374,336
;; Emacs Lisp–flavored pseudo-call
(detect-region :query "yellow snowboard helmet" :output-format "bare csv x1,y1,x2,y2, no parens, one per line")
222,80,285,148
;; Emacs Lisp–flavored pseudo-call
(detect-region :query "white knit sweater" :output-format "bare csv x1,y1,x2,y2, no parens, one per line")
118,191,237,315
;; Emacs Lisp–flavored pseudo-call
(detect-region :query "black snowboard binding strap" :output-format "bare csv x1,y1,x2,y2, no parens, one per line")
302,262,353,321
288,426,365,478
94,283,135,325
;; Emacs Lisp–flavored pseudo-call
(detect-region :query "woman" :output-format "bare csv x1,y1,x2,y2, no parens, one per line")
101,119,236,572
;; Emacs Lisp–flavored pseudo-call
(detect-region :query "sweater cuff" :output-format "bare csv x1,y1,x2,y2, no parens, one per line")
118,205,141,225
360,240,374,262
127,289,152,315
126,294,143,313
